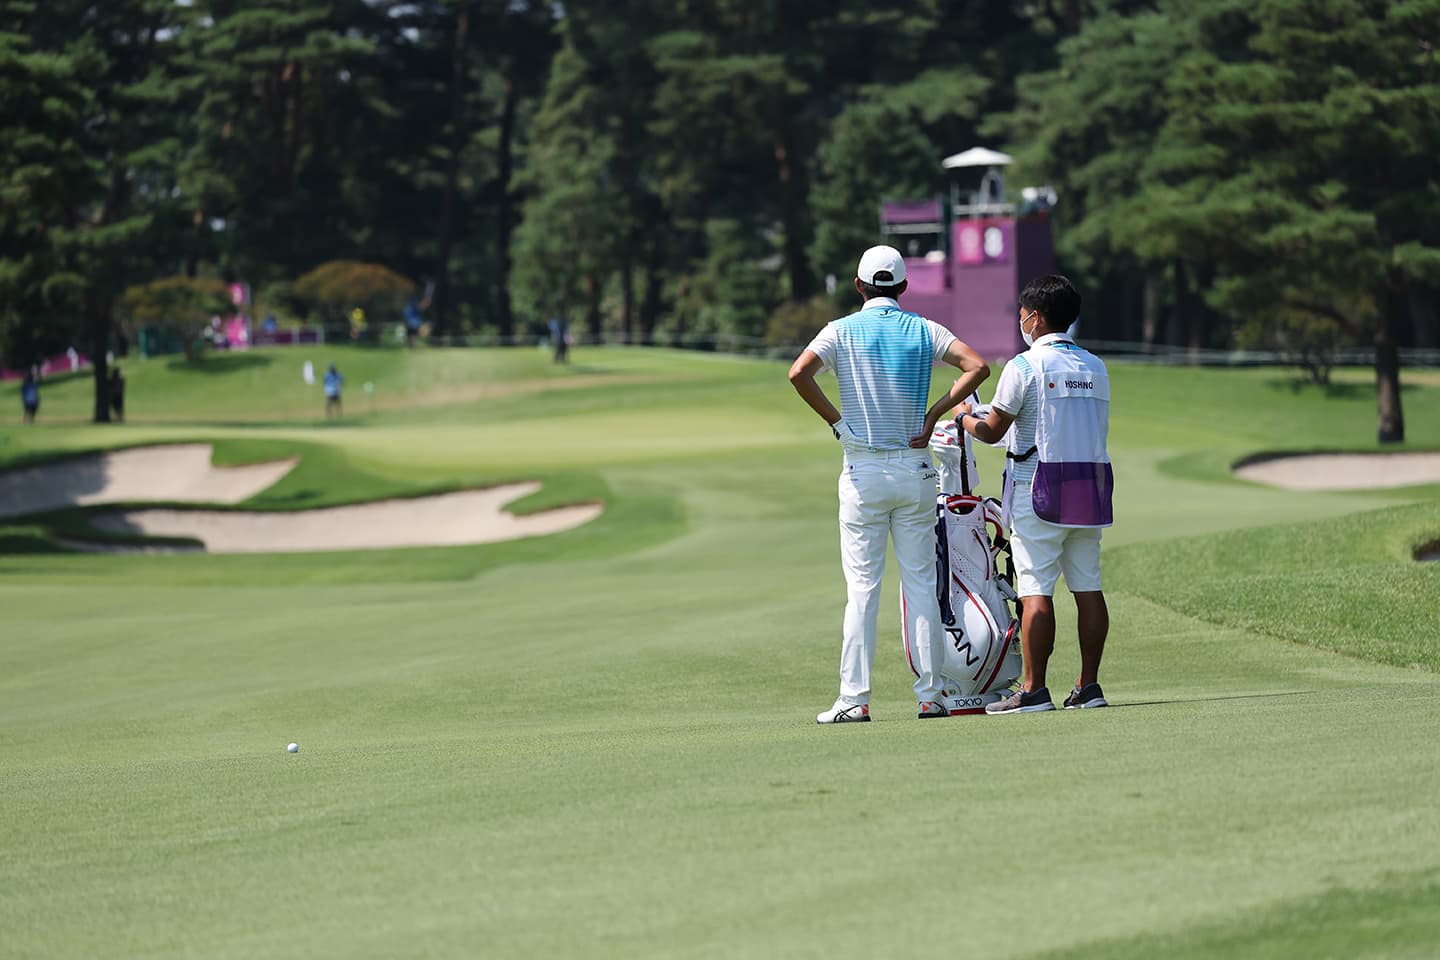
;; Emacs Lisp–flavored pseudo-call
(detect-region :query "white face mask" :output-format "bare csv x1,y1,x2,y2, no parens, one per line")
1019,311,1038,347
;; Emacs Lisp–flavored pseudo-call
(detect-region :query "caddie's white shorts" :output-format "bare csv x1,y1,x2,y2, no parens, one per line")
1009,480,1103,597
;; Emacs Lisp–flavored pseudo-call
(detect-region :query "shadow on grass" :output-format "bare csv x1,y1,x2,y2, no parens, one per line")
1107,691,1311,709
1229,448,1411,470
1037,868,1440,960
1263,377,1422,399
257,488,324,505
159,418,365,429
165,353,274,374
563,363,630,376
0,531,73,554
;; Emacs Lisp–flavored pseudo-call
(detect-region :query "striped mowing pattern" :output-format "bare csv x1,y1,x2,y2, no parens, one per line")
808,304,954,450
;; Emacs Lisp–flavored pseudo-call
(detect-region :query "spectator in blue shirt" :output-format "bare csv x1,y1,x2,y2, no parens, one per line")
324,363,344,418
548,316,569,364
109,367,126,422
20,370,39,424
404,298,424,348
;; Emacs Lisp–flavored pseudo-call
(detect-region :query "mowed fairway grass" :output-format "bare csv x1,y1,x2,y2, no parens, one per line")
3,346,1440,959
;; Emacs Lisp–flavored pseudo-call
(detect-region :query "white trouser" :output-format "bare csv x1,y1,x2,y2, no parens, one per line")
835,449,946,706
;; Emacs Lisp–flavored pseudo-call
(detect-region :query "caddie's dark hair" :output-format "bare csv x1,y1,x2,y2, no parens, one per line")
1019,274,1081,330
859,277,907,300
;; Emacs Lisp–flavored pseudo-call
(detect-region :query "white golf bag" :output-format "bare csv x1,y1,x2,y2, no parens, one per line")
901,414,1023,714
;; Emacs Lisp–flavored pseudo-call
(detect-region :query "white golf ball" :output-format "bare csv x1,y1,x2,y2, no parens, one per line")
287,742,299,753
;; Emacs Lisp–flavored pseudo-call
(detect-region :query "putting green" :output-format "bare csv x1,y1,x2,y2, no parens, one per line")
1,347,1438,958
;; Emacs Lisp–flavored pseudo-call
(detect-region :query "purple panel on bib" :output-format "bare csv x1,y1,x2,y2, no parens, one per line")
1032,461,1113,526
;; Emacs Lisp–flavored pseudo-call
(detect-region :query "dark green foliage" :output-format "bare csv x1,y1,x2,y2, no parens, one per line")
1143,0,1440,439
510,39,632,339
0,0,190,417
765,295,835,349
292,260,416,341
810,101,952,291
1,0,1435,433
118,275,234,362
1003,0,1440,439
174,0,382,282
666,217,782,348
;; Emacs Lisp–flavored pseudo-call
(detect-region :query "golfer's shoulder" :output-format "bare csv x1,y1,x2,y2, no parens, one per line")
824,311,875,343
918,315,952,341
806,317,841,342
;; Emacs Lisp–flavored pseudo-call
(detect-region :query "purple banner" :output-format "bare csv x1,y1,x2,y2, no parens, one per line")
253,328,323,346
881,199,942,224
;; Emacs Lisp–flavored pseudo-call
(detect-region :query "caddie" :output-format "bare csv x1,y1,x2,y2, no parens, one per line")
789,244,990,723
957,274,1113,714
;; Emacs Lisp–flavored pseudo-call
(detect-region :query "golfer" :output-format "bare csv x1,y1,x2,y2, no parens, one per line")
957,274,1112,714
789,245,990,723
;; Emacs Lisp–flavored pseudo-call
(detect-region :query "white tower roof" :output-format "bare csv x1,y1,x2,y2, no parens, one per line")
941,147,1014,169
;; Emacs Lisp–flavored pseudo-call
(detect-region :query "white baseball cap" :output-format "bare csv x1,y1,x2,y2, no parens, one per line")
856,245,907,287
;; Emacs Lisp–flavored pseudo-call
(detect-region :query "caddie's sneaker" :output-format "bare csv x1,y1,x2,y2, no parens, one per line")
817,700,870,724
1063,682,1108,709
984,687,1056,715
917,700,948,719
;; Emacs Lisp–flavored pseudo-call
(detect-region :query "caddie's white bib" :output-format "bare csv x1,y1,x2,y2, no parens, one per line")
1006,340,1113,527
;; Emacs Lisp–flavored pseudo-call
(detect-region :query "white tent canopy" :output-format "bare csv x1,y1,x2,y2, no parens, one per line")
941,147,1014,169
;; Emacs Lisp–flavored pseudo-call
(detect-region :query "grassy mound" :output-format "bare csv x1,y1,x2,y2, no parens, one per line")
1109,501,1440,670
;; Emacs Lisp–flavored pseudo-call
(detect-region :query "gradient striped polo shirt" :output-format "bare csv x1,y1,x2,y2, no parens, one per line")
806,297,956,450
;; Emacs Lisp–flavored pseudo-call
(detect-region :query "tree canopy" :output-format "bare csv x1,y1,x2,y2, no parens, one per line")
1,0,1434,438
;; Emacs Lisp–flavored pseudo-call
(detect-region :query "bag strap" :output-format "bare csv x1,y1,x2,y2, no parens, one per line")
933,499,956,627
956,389,981,495
956,415,973,495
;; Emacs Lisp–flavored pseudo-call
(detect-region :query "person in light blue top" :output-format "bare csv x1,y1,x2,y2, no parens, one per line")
404,298,424,348
324,363,344,418
20,369,40,424
789,245,990,723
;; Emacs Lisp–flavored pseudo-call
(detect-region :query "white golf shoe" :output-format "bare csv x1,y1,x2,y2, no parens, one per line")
816,699,870,724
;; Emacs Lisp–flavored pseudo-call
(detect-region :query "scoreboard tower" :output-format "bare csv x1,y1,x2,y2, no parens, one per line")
879,147,1058,361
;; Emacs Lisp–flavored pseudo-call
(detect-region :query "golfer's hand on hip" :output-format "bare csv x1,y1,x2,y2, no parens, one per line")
910,418,937,448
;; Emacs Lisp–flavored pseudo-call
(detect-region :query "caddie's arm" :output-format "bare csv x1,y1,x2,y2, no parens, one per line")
787,349,841,427
955,400,1015,445
910,340,989,448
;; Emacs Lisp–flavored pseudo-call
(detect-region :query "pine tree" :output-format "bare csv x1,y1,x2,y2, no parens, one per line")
0,0,188,421
176,0,378,284
510,41,631,342
1145,0,1440,441
1000,6,1202,346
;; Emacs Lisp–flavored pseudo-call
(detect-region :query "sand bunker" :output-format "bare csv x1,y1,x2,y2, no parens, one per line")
0,444,296,519
1234,452,1440,491
1,445,602,553
82,483,602,553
